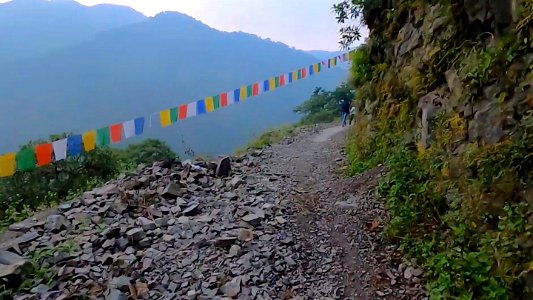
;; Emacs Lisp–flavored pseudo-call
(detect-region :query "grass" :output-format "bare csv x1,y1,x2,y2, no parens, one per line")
235,124,299,155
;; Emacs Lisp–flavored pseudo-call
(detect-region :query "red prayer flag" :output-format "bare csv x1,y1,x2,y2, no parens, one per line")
301,68,307,78
178,104,188,120
252,83,259,96
35,143,53,167
280,74,286,86
220,92,228,107
110,124,122,143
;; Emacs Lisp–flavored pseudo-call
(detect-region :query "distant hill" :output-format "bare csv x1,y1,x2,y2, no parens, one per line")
0,0,146,63
0,3,347,156
306,50,342,60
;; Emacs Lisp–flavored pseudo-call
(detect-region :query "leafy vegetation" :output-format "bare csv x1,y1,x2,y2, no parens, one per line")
0,138,177,228
0,240,80,297
338,0,533,298
236,125,297,154
294,83,355,125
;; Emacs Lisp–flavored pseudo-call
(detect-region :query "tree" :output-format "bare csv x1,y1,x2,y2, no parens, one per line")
294,83,355,125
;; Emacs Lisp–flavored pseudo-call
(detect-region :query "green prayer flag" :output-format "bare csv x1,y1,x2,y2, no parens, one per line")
96,127,111,147
297,69,302,79
246,85,253,97
170,107,178,123
213,95,221,109
317,63,321,72
274,77,280,87
16,148,36,172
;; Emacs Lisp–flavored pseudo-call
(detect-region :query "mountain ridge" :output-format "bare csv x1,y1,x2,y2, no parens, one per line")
0,2,347,156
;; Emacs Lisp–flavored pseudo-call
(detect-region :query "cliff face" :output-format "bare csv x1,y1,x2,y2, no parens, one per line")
348,0,532,298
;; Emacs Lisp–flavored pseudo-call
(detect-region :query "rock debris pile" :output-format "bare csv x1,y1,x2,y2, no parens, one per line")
1,155,310,300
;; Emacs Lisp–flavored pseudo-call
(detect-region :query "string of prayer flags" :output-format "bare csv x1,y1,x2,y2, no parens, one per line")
96,127,111,147
67,135,83,156
53,139,68,161
0,153,16,177
16,148,36,172
0,51,354,177
35,143,53,167
110,123,123,143
82,130,97,152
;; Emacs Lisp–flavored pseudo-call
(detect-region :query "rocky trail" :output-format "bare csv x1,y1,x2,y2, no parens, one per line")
1,125,426,299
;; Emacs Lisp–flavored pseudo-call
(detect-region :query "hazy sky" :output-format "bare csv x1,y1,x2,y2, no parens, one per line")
2,0,367,51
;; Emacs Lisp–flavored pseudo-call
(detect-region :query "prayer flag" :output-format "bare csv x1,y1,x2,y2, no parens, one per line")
205,97,215,112
82,130,96,152
96,128,110,147
170,108,178,123
317,63,322,73
0,153,15,177
16,148,36,172
53,138,68,161
240,86,247,100
234,89,240,103
280,74,286,86
252,83,259,96
220,92,228,107
197,99,206,115
313,64,319,73
35,143,53,167
297,69,302,79
187,102,197,118
288,72,293,83
178,105,187,120
302,68,307,78
227,90,235,105
269,77,275,90
160,109,171,127
213,95,221,109
134,117,144,135
263,80,270,92
110,123,122,143
246,85,253,98
274,76,280,88
309,65,314,75
67,135,83,156
123,120,135,139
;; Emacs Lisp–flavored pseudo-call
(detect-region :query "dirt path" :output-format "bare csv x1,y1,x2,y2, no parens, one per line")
258,124,426,299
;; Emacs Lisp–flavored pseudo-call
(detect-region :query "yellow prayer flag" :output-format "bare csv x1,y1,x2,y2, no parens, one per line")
160,109,171,127
269,77,276,90
0,153,16,177
82,130,97,152
292,71,298,82
205,96,215,112
313,64,319,73
240,86,247,100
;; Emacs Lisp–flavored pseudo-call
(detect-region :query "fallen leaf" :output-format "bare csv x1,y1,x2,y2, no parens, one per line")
368,219,379,232
135,282,149,297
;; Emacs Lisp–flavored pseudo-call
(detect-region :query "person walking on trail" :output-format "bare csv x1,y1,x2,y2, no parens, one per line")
349,105,356,125
340,99,350,127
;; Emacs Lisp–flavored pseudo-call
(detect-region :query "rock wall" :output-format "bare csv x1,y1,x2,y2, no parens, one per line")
348,0,532,298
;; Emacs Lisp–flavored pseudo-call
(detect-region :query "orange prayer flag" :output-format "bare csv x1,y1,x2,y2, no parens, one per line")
35,143,53,167
110,123,122,143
